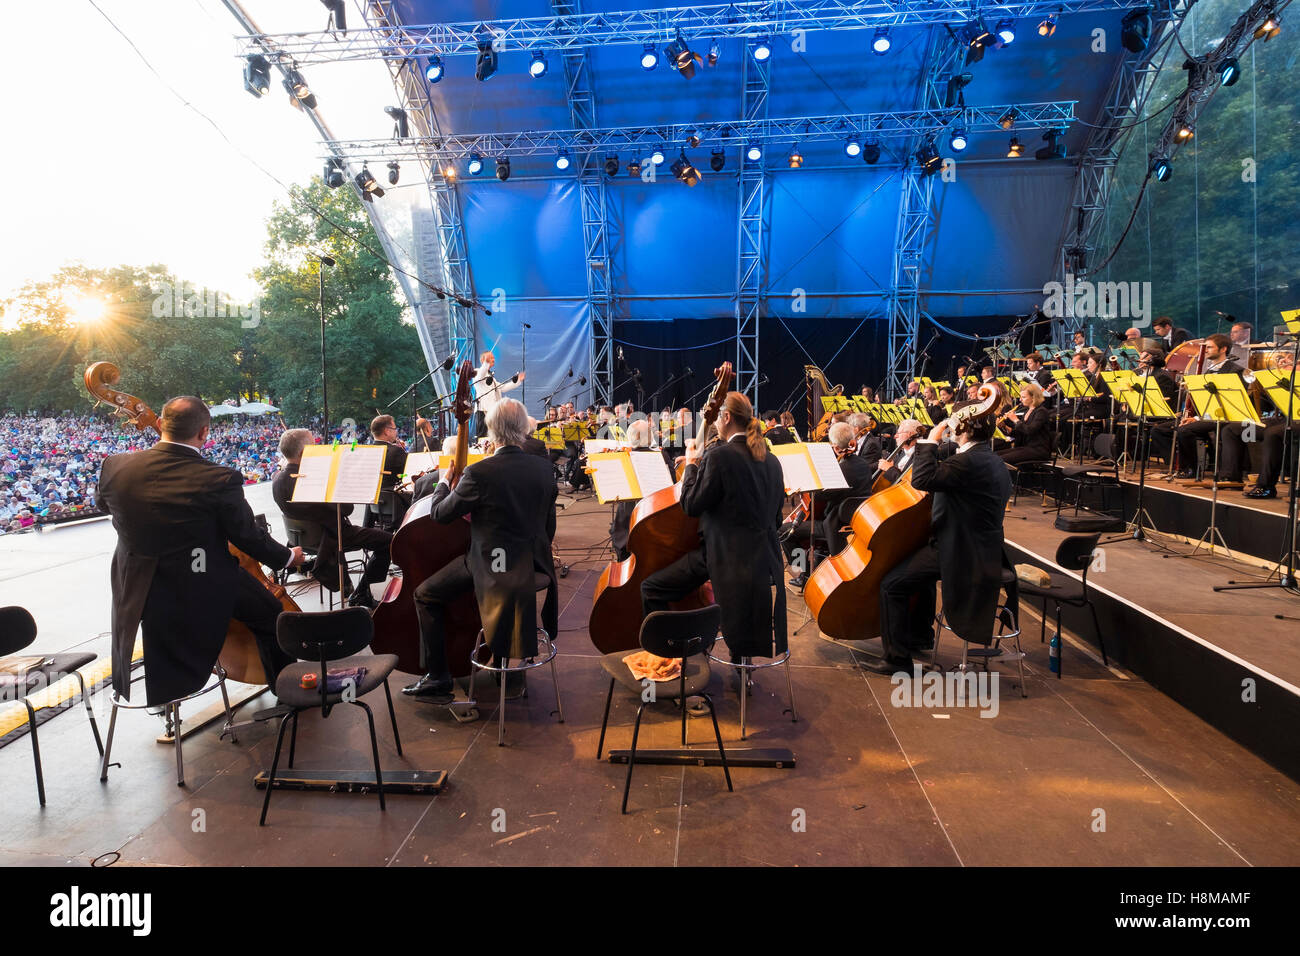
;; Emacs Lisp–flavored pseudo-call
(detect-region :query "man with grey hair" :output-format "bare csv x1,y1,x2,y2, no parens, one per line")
847,412,882,468
610,418,655,560
878,419,924,484
404,398,558,704
271,428,393,609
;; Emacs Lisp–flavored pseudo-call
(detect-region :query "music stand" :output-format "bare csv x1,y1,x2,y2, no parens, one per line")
1180,374,1262,557
1052,369,1097,462
1100,369,1139,471
1103,371,1175,542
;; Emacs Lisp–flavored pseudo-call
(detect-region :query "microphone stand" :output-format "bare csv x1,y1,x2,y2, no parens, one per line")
541,372,575,411
646,368,693,410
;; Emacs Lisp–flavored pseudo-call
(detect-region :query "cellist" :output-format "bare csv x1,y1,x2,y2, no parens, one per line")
864,400,1012,675
640,392,787,665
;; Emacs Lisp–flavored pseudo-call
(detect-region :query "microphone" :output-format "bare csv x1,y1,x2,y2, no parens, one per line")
522,322,532,329
617,346,625,362
578,376,587,386
440,355,455,370
683,366,693,378
317,254,335,266
567,366,573,378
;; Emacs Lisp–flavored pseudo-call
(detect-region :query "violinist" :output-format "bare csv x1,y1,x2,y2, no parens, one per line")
847,412,882,467
996,383,1053,465
366,414,411,528
762,410,796,446
922,385,946,425
782,422,876,588
97,397,306,705
641,392,787,663
865,401,1012,675
403,399,558,703
878,419,925,483
779,409,801,442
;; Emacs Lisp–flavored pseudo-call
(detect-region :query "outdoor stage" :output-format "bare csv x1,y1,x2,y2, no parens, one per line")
1,480,1299,867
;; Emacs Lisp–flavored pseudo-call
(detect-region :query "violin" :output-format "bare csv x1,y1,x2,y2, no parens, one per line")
371,361,481,676
83,362,298,684
588,363,732,654
805,382,1003,642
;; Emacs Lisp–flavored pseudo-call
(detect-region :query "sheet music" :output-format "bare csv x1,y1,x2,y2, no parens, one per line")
584,439,622,454
332,445,387,503
629,451,672,498
403,452,437,477
805,442,849,490
774,447,818,494
589,454,636,503
289,452,333,503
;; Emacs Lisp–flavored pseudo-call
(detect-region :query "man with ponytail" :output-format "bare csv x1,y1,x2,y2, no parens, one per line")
641,392,788,662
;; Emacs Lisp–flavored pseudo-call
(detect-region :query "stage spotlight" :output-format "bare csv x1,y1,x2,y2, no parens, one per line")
950,128,968,152
387,161,400,186
999,109,1018,130
323,157,345,188
243,54,270,98
628,159,642,177
752,36,772,61
640,44,658,70
710,148,726,171
1035,128,1066,160
604,154,620,177
1121,8,1152,53
475,40,498,81
320,0,346,32
1007,136,1023,158
787,144,804,168
283,70,317,110
665,32,701,78
425,55,444,83
1038,14,1057,37
1219,57,1241,86
995,19,1016,45
555,149,571,171
746,143,763,162
686,129,701,148
1254,12,1281,39
651,145,666,166
468,154,484,175
707,40,720,66
862,140,881,164
916,140,942,177
964,20,994,63
355,167,385,201
529,51,549,78
495,157,511,182
872,27,891,54
385,106,408,139
944,72,973,108
844,137,862,158
671,151,701,186
1175,122,1194,142
1151,155,1172,182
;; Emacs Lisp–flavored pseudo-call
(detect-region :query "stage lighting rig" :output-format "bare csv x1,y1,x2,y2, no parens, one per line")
995,19,1016,45
425,55,444,83
1121,8,1152,53
1150,155,1172,181
944,72,973,108
950,128,969,152
964,20,996,64
1007,136,1024,158
387,162,400,185
320,0,346,33
686,129,701,148
664,32,702,78
355,167,385,201
844,137,862,158
496,157,511,182
710,148,726,171
555,150,571,171
787,144,804,168
707,40,720,66
872,27,891,54
651,145,666,166
628,159,642,177
746,144,763,162
476,40,498,81
752,36,772,61
862,140,881,164
640,44,658,70
999,109,1019,130
1038,14,1057,37
1035,128,1066,160
385,106,408,139
671,151,702,186
468,154,484,175
243,54,270,98
916,140,942,176
1254,10,1281,39
530,51,549,78
323,157,345,188
1219,57,1241,86
604,155,620,177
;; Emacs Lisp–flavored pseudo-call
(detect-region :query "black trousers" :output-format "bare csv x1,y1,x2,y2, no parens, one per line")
339,525,393,591
998,446,1050,466
1229,420,1296,489
878,542,941,663
641,548,708,618
1176,420,1242,480
413,555,474,678
232,568,295,686
780,520,824,573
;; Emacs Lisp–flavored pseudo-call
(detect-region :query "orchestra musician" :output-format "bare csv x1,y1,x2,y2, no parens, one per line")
1137,347,1179,404
1024,352,1057,408
878,419,925,483
762,410,797,446
472,350,525,439
271,428,393,610
922,385,946,425
847,412,882,469
1148,333,1246,484
1071,330,1088,350
779,409,801,442
782,422,876,588
864,401,1012,675
996,383,1053,465
97,396,307,705
402,399,558,704
365,414,411,528
1228,321,1253,366
640,392,787,664
1153,316,1190,350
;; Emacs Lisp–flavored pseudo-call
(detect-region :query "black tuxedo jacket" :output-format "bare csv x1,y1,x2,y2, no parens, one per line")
1009,406,1053,459
98,442,291,703
680,437,787,657
764,425,796,446
821,452,877,553
270,467,360,589
378,439,407,491
429,446,558,658
910,441,1012,644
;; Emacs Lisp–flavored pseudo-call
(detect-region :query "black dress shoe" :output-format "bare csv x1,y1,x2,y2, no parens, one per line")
788,573,808,589
402,674,454,702
859,655,914,675
1243,486,1277,499
1174,469,1195,479
347,589,377,610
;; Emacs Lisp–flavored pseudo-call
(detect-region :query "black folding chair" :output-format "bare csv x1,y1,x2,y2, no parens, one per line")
1016,533,1109,678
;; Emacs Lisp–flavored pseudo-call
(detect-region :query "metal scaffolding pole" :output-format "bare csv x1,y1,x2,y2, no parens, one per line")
735,39,771,407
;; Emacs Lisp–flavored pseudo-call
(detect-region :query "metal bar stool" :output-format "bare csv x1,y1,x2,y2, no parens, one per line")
465,573,564,746
705,647,798,741
930,567,1027,697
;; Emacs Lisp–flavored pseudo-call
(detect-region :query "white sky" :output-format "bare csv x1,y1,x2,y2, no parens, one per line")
0,0,398,306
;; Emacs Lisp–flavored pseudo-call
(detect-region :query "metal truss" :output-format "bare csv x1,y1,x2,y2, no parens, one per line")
240,1,1147,64
552,0,616,408
325,102,1077,166
1050,0,1196,343
363,3,478,375
735,39,772,406
885,27,967,398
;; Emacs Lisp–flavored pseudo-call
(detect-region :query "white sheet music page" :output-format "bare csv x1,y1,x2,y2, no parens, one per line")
403,452,437,478
629,451,673,498
590,456,636,504
289,452,333,503
806,442,850,490
332,445,387,503
774,447,818,494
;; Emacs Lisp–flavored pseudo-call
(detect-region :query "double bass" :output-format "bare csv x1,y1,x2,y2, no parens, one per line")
588,363,732,654
804,382,1004,643
371,360,481,676
83,362,298,684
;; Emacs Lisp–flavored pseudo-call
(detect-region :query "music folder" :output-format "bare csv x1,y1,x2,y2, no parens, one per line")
1182,374,1263,426
587,450,673,504
292,443,388,505
1252,368,1300,419
771,442,850,495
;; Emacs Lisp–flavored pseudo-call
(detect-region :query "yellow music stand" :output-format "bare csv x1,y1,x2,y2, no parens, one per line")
1183,374,1263,556
1254,368,1300,419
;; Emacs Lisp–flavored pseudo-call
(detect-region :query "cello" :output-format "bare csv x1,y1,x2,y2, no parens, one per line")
371,360,482,677
83,361,298,684
588,362,732,654
804,383,1004,643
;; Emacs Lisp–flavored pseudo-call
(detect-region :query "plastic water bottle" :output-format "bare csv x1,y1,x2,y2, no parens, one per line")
1049,632,1061,674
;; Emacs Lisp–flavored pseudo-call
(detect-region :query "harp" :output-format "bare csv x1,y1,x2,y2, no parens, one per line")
804,365,843,440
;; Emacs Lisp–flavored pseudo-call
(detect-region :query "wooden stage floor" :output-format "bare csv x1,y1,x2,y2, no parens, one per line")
1,483,1299,867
